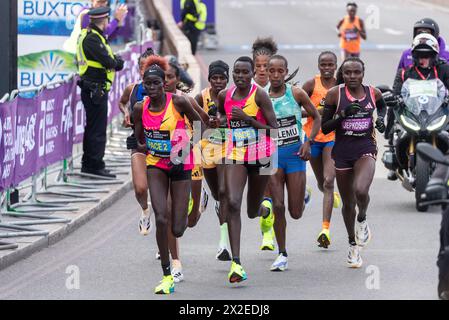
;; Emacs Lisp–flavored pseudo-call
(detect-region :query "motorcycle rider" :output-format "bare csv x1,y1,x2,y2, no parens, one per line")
385,34,449,180
386,33,449,300
397,18,449,70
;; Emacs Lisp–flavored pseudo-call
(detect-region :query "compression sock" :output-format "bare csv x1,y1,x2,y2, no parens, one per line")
219,223,229,248
162,263,171,276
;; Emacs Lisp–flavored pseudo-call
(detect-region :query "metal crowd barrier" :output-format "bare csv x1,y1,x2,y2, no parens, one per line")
0,3,154,250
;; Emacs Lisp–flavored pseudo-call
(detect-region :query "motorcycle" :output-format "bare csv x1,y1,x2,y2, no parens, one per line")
416,142,449,300
381,78,449,212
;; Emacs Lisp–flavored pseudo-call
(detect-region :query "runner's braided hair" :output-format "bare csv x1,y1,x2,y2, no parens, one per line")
252,37,278,59
336,57,365,85
138,47,155,66
347,2,358,8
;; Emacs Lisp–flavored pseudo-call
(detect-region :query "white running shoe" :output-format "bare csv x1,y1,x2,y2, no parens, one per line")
139,208,152,236
270,254,288,272
216,247,232,261
200,187,209,213
355,219,371,247
171,261,184,283
347,245,363,268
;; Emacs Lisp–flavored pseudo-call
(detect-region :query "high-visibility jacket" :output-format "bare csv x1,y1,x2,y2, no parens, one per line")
76,28,115,91
181,0,207,31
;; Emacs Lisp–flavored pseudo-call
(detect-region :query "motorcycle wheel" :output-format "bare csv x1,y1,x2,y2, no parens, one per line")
415,154,430,212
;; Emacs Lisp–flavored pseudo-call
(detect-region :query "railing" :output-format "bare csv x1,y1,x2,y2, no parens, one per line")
0,0,157,251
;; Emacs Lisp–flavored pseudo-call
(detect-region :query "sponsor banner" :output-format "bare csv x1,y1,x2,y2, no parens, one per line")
18,0,89,37
0,100,18,192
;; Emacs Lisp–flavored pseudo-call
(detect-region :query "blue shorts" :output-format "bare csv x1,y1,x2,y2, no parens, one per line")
274,143,306,174
305,136,335,158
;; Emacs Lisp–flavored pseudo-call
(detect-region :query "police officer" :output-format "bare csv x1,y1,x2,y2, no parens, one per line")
180,0,207,55
76,7,124,178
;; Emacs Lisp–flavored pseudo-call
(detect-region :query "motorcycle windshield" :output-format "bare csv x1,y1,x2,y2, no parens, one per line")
401,79,447,116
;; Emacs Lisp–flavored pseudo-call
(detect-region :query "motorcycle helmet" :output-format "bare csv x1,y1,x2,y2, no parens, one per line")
412,33,440,64
413,18,440,39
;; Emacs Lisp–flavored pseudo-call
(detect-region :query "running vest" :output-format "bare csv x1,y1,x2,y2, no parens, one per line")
339,16,362,54
142,93,193,170
76,28,115,91
224,84,275,162
128,82,147,125
269,84,302,148
304,75,336,142
333,84,377,157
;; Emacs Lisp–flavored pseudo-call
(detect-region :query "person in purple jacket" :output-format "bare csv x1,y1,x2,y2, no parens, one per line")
80,0,128,38
397,18,449,70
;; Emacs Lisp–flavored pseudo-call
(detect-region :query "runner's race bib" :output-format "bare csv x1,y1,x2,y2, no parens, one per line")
208,127,227,145
145,129,172,158
341,117,372,137
345,28,358,41
277,116,300,147
230,118,258,147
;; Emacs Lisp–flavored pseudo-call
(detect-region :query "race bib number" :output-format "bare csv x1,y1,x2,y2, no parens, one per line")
145,130,172,158
345,29,358,41
277,116,300,147
208,128,227,145
341,118,372,136
230,119,258,147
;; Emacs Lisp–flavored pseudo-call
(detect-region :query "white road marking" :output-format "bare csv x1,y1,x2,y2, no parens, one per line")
384,28,404,36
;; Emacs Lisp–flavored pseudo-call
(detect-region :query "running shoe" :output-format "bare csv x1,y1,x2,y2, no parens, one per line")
270,254,288,272
260,228,275,251
171,267,184,283
188,193,193,216
154,275,175,294
216,247,232,261
199,187,209,213
347,245,363,268
355,219,372,247
304,186,312,206
333,192,341,209
172,260,184,283
317,229,331,249
228,261,247,283
138,208,152,236
260,198,274,234
155,252,160,260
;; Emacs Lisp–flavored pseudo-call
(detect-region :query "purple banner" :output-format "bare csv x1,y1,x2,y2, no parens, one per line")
37,82,75,169
0,40,155,190
14,95,40,186
0,100,18,192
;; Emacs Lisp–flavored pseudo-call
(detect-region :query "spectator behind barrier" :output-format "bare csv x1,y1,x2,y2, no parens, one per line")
64,0,128,54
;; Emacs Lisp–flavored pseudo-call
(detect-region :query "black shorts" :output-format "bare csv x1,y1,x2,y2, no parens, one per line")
228,159,272,175
147,165,192,181
334,151,377,170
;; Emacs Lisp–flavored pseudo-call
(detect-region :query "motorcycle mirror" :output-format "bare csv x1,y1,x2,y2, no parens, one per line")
416,142,449,165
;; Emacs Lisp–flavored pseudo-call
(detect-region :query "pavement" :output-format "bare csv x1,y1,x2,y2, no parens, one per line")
0,0,447,300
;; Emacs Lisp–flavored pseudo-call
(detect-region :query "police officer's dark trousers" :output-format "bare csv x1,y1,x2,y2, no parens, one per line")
439,207,449,292
81,87,108,171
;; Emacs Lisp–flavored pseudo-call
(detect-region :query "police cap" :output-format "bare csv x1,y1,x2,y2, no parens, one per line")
88,7,110,19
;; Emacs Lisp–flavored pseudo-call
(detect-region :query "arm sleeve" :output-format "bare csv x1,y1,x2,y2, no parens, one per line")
376,97,387,118
393,68,405,96
81,12,89,29
83,35,118,70
104,19,119,37
321,104,343,135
